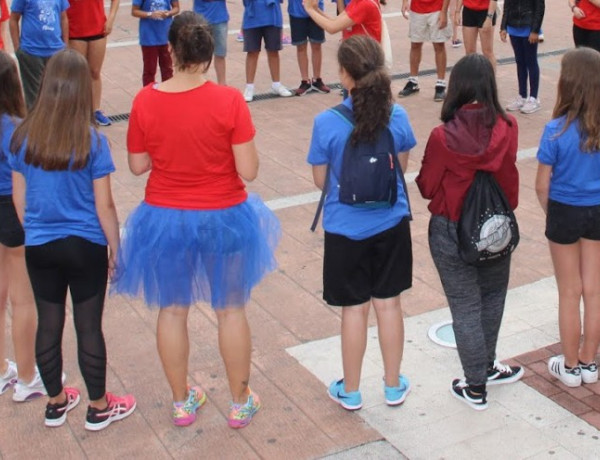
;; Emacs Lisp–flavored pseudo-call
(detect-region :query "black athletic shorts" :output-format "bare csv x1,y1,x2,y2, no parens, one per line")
462,6,497,28
0,195,25,248
289,15,325,45
243,26,282,52
323,217,413,306
545,199,600,244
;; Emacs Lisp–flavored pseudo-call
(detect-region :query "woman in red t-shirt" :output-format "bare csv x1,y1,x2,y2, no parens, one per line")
570,0,600,51
303,0,383,44
0,0,9,51
67,0,120,126
113,12,280,430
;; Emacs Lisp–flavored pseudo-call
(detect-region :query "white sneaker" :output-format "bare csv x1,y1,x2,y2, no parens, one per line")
580,362,598,384
520,97,541,114
0,360,18,395
243,86,254,102
271,85,293,98
506,96,525,112
13,368,47,402
548,355,582,387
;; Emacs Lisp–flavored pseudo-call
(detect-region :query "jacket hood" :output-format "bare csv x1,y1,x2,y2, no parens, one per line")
443,104,515,172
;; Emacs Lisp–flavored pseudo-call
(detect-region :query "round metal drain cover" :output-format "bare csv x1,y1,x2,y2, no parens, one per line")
428,320,456,348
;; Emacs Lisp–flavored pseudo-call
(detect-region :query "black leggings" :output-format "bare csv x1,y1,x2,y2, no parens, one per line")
26,236,108,401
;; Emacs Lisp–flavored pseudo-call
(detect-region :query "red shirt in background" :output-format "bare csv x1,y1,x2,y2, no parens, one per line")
463,0,490,11
411,0,444,14
574,0,600,30
0,0,9,50
67,0,106,38
343,0,382,42
127,82,255,210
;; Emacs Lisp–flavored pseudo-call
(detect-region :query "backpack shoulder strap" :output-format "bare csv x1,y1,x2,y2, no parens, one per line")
329,103,355,127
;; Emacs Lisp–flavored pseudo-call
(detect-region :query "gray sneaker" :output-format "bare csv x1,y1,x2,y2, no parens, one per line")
398,80,420,98
506,96,525,112
520,97,541,114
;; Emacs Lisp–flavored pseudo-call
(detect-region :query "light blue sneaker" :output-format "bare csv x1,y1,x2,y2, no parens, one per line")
94,110,112,126
384,374,411,406
328,379,362,411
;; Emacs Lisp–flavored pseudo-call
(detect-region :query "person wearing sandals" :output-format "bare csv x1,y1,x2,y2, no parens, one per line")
113,12,280,428
535,48,600,388
416,54,523,411
9,49,136,430
308,36,415,411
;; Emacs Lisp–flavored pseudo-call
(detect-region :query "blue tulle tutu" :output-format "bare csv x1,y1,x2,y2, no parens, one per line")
111,194,281,309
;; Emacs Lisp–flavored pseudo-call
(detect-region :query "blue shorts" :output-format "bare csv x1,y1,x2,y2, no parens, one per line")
209,21,228,57
289,15,325,45
243,26,282,52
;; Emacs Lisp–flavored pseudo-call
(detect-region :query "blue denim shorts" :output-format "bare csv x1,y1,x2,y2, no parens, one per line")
209,21,228,57
545,199,600,244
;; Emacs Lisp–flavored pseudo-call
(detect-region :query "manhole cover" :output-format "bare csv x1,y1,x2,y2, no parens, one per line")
428,320,456,348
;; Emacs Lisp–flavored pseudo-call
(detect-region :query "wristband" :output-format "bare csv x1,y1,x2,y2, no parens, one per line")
146,11,152,17
486,13,494,19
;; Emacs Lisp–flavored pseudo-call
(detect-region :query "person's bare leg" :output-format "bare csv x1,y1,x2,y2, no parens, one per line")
372,295,404,387
479,25,496,71
341,302,370,392
433,42,447,80
579,239,600,364
214,56,227,85
266,50,281,82
310,42,323,79
215,307,251,404
0,245,8,376
245,51,260,84
296,43,309,81
409,42,423,76
157,306,190,402
462,26,479,54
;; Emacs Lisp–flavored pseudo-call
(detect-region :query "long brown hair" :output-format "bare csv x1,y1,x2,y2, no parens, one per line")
0,51,26,120
10,49,95,170
553,47,600,152
338,35,392,145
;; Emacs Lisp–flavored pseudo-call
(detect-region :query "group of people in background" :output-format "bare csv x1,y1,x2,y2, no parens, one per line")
0,0,599,440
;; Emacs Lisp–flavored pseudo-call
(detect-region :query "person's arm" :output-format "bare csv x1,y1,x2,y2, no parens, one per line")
128,152,152,175
60,11,68,44
397,151,409,173
336,0,346,13
132,5,160,19
535,163,551,214
232,140,258,182
105,0,120,35
481,0,497,30
401,0,409,18
11,171,25,224
9,12,20,51
454,0,462,25
589,0,600,7
303,0,354,34
312,164,327,190
415,130,446,200
93,175,120,279
168,0,180,17
438,0,449,28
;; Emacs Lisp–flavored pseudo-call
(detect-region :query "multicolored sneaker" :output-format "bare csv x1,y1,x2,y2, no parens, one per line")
486,360,524,386
45,387,81,428
228,389,261,429
281,34,292,45
328,379,362,411
295,80,313,96
0,360,17,395
311,78,331,94
384,374,411,406
172,386,207,427
13,368,47,402
85,392,136,431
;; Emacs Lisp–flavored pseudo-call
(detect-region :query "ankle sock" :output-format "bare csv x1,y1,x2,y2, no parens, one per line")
436,79,447,87
408,76,418,84
272,81,281,90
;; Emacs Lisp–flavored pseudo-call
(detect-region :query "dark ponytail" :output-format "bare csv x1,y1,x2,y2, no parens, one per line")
338,35,392,145
168,11,214,71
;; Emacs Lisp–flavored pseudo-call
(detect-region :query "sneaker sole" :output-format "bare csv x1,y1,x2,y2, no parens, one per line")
45,393,81,428
398,89,420,98
582,373,599,384
506,106,524,112
12,390,46,402
328,390,362,411
385,383,411,406
486,367,524,386
295,88,313,97
84,402,137,431
227,401,261,429
0,379,17,395
173,391,207,427
311,86,330,94
450,388,488,411
520,106,541,114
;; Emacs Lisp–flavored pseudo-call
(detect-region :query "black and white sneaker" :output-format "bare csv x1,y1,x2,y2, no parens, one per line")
580,361,598,384
451,379,488,411
433,85,446,102
45,387,81,427
487,360,524,386
548,355,582,387
398,80,419,98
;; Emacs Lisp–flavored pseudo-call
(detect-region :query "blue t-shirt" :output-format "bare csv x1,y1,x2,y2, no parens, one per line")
537,116,600,206
307,99,417,240
193,0,229,25
0,114,20,196
133,0,175,46
288,0,323,18
11,0,69,57
242,0,283,29
507,25,530,38
8,129,116,246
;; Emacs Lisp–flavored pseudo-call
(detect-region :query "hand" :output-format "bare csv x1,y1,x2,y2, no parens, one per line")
158,10,169,19
528,32,539,43
499,29,507,42
573,6,586,19
437,12,448,29
302,0,316,11
108,250,117,281
454,11,462,26
104,20,114,35
401,2,409,19
481,16,492,31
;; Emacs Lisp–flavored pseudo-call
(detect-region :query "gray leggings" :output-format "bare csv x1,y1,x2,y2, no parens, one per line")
428,215,511,386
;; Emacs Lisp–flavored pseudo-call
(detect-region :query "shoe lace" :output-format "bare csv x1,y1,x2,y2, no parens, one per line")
230,397,254,420
492,361,512,375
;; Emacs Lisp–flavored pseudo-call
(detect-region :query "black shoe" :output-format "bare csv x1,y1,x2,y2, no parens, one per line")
451,379,488,411
434,85,446,102
487,360,524,386
311,78,331,94
295,80,313,96
45,387,81,427
398,80,420,98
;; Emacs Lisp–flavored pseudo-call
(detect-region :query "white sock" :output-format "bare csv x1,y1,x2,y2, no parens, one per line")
408,76,418,84
245,83,254,91
272,81,282,90
436,79,447,87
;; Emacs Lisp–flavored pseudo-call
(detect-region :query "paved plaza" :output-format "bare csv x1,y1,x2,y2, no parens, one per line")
1,1,600,459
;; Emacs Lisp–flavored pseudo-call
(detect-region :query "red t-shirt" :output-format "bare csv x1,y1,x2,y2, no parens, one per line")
343,0,382,43
411,0,444,14
574,0,600,30
127,82,255,210
0,0,9,50
463,0,489,11
67,0,106,38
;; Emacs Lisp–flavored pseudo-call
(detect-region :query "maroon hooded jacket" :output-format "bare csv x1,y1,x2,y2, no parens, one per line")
416,104,519,222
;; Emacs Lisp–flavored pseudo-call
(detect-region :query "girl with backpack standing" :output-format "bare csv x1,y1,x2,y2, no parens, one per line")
416,54,523,411
307,35,415,410
536,47,600,388
9,49,136,430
